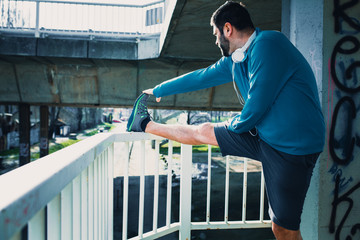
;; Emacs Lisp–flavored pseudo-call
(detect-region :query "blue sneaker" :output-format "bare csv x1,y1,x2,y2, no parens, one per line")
127,93,151,132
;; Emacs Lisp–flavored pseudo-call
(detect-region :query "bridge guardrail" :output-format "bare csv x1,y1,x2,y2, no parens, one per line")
0,0,165,40
0,132,271,240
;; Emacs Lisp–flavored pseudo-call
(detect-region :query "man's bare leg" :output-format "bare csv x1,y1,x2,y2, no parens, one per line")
272,222,303,240
147,121,305,240
145,121,218,146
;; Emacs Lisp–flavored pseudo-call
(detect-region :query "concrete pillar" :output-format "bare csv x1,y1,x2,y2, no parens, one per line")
19,103,30,166
284,0,360,239
40,105,49,157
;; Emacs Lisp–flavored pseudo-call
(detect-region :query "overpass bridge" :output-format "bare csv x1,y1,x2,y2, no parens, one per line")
1,0,360,240
0,0,281,110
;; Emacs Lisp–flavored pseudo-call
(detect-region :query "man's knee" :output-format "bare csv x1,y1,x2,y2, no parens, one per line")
272,222,302,240
198,122,213,132
195,122,218,145
272,222,283,236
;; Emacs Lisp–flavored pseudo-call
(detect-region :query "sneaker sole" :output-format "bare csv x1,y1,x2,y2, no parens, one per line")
128,93,147,132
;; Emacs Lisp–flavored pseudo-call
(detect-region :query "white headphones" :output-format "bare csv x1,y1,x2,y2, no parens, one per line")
231,31,257,63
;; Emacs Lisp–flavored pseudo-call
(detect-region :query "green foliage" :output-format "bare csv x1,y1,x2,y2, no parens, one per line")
0,148,19,157
85,129,99,136
1,139,81,161
84,123,115,136
49,139,81,154
160,141,220,155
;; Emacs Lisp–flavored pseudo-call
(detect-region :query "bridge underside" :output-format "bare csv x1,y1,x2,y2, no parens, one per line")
0,0,281,111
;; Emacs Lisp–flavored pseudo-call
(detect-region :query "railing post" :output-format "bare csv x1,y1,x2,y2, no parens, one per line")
35,0,40,38
80,168,88,240
179,144,192,240
153,140,160,233
61,183,73,239
224,156,230,223
122,142,130,240
138,140,146,238
47,195,61,240
28,208,45,240
206,145,212,223
108,143,114,240
72,176,81,240
166,141,173,227
242,158,248,222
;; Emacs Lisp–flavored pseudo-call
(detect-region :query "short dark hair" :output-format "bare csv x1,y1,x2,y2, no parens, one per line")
211,1,254,34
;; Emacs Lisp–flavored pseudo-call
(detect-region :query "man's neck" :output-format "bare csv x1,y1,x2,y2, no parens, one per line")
234,29,255,50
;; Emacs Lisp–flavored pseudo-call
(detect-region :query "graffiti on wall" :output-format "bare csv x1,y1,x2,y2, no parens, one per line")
328,0,360,239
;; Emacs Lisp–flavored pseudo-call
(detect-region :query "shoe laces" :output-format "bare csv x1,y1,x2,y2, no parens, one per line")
138,102,150,117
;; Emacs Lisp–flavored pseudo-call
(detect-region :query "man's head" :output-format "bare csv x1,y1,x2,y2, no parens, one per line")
211,1,255,56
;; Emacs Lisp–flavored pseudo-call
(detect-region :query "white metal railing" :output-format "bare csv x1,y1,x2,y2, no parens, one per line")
0,132,271,240
0,0,165,40
0,132,116,240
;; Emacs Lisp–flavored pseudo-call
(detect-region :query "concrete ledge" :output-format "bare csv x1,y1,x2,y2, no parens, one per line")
89,40,137,60
0,36,36,56
37,38,88,58
0,36,151,60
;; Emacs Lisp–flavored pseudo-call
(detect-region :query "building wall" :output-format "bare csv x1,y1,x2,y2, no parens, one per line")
320,1,360,239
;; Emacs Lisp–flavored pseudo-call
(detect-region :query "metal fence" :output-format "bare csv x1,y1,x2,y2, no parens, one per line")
0,0,165,40
0,132,271,240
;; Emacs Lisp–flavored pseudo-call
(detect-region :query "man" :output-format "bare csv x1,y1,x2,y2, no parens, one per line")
127,1,325,239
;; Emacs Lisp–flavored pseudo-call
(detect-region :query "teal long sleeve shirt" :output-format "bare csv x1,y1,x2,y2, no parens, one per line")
153,28,325,155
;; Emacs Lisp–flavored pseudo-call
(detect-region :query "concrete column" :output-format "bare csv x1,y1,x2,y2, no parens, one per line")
284,1,324,239
19,103,30,166
321,1,360,239
40,105,49,157
19,104,31,238
284,0,360,239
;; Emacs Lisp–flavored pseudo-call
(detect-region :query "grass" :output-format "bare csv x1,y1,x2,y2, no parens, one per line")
0,148,19,157
49,139,82,153
160,141,221,155
31,139,82,161
84,123,115,136
85,129,99,137
1,122,115,160
0,139,82,161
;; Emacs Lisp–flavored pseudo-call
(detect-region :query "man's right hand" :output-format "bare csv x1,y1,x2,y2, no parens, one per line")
143,89,161,102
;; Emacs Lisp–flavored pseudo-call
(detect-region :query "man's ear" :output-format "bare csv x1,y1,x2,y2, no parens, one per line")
223,22,232,37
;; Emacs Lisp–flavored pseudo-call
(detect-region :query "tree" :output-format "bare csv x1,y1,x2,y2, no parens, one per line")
77,108,83,131
0,105,17,151
48,107,61,139
187,111,211,125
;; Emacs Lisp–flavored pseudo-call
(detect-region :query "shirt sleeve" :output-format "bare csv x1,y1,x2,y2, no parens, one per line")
153,57,233,98
228,38,294,133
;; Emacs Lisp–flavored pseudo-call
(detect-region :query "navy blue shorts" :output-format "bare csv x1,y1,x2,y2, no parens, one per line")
214,122,319,231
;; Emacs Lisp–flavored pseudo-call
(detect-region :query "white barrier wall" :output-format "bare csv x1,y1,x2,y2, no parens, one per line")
284,0,360,239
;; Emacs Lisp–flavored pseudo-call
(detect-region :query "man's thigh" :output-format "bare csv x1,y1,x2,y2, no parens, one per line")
259,140,319,231
213,121,319,231
213,121,260,159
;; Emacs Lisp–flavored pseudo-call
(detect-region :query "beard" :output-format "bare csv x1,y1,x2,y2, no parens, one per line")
219,34,230,57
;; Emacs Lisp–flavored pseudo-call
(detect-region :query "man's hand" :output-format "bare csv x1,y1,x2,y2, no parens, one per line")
143,89,161,102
